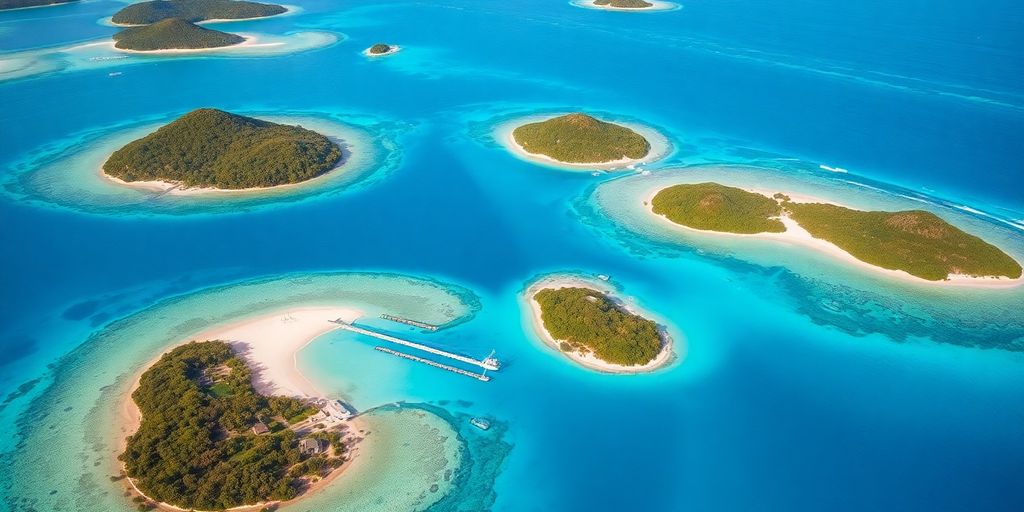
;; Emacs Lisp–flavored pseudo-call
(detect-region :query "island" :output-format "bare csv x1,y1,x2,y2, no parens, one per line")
786,202,1023,281
526,276,673,373
594,0,653,8
0,0,76,10
511,113,651,165
651,182,786,234
648,182,1023,282
120,340,348,511
111,0,287,25
112,18,245,51
365,43,399,56
103,108,344,190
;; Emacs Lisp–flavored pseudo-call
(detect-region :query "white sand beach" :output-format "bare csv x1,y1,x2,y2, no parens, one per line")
524,274,675,374
110,34,280,55
496,115,667,171
643,185,1024,288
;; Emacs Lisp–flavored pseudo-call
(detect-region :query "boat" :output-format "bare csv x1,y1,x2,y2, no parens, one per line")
819,164,849,174
591,171,600,176
108,72,122,77
470,417,490,430
597,274,610,281
640,170,652,176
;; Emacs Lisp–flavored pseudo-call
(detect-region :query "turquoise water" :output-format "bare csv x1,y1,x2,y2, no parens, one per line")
2,1,1023,511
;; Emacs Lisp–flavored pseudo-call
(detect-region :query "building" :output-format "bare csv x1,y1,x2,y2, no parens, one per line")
252,422,270,435
299,438,326,456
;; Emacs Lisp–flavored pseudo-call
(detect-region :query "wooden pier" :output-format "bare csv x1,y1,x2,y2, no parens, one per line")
380,314,439,331
332,320,499,371
374,347,490,382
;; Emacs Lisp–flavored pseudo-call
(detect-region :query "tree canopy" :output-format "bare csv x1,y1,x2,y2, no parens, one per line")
120,341,339,510
535,287,662,366
786,202,1022,281
0,0,76,10
112,0,286,25
512,113,650,164
103,108,343,189
368,43,393,55
651,182,786,234
113,17,244,51
594,0,654,8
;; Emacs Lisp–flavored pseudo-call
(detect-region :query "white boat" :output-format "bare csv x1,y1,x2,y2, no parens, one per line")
819,164,848,174
470,418,490,430
597,274,610,281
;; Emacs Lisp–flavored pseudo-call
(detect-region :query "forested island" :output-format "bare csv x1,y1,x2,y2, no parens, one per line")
103,108,343,189
0,0,76,10
367,43,395,55
113,18,244,51
512,113,650,164
120,341,346,510
111,0,286,25
533,286,665,368
649,181,1022,281
786,203,1023,281
594,0,654,8
651,182,786,234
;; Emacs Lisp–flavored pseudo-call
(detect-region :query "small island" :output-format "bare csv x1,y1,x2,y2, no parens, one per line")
103,108,344,190
111,0,287,25
113,18,245,51
594,0,653,8
651,182,786,234
365,42,400,56
120,340,349,511
526,277,673,373
648,182,1023,282
0,0,76,10
511,113,651,165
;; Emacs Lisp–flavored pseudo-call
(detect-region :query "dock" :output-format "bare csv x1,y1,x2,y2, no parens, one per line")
374,347,490,382
380,314,439,331
332,320,500,371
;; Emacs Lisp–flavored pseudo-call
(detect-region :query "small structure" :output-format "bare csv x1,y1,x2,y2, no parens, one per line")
299,438,326,456
252,422,270,435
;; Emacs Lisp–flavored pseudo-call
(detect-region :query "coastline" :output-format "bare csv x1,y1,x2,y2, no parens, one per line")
106,4,302,28
495,114,670,171
110,34,281,55
643,184,1024,288
523,274,675,374
115,306,369,512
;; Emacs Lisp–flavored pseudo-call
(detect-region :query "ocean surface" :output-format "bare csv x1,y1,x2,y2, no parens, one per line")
1,1,1023,511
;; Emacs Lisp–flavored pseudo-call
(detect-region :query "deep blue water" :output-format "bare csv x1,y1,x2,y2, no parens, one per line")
1,1,1023,511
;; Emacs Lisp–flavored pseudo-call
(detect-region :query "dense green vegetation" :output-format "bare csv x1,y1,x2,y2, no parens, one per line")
113,17,244,51
0,0,76,10
512,113,650,164
112,0,286,25
368,43,393,55
651,182,786,234
786,202,1023,281
120,341,341,510
594,0,653,8
104,108,343,189
535,287,662,366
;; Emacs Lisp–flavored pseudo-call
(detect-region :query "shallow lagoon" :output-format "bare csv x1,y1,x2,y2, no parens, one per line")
1,0,1023,511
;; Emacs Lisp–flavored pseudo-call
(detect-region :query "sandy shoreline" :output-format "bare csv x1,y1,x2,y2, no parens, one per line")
495,114,669,171
643,184,1024,288
523,274,675,374
107,4,301,28
110,33,285,55
572,0,680,12
114,306,369,512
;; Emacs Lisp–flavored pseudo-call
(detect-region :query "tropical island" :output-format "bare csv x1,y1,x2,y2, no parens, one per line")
111,0,287,25
0,0,76,10
525,276,673,373
511,113,651,165
651,182,786,234
365,43,399,56
594,0,653,8
648,182,1023,282
113,18,245,51
120,340,348,511
103,108,344,190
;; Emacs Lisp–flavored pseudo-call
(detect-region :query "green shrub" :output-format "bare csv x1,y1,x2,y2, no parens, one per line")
512,113,649,164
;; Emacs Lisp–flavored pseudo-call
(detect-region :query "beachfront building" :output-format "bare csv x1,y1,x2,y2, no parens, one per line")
252,422,270,435
299,438,326,456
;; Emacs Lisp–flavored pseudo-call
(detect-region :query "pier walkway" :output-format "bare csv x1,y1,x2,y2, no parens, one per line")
331,320,500,371
374,347,490,382
380,314,439,331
